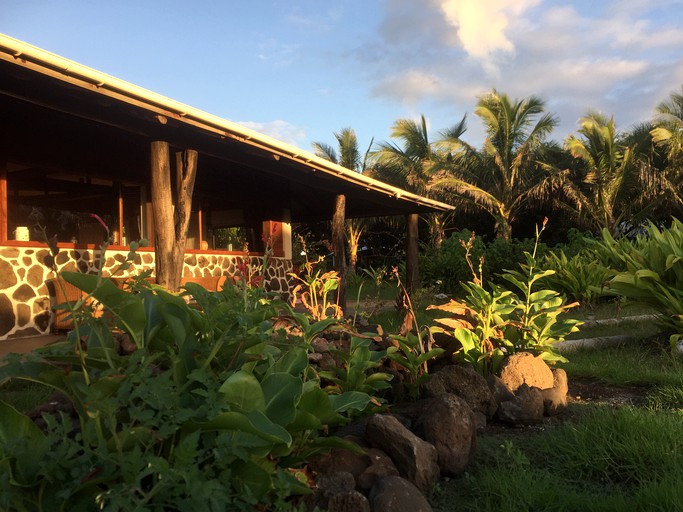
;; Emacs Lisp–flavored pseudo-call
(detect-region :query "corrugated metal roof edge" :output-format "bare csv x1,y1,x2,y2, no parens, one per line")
0,33,454,213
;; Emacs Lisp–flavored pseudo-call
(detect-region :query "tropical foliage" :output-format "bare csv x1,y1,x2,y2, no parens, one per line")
428,226,581,375
430,90,564,239
0,244,388,510
597,218,683,351
312,127,372,273
368,114,467,247
348,86,683,256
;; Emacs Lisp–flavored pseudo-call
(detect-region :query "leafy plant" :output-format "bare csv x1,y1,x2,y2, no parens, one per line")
0,240,379,510
386,331,445,400
501,221,582,362
289,255,343,321
429,282,518,375
384,268,445,397
318,337,393,399
361,265,388,288
541,248,614,309
429,221,581,375
598,218,683,352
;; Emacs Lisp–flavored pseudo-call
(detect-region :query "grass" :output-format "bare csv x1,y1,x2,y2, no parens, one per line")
431,404,683,511
429,342,683,511
565,319,661,341
564,300,661,341
569,299,657,321
559,343,683,388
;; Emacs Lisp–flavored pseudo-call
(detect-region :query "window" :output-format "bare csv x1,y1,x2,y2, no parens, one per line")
5,162,144,246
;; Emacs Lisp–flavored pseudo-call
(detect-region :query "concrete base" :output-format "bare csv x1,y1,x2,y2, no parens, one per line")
0,334,64,359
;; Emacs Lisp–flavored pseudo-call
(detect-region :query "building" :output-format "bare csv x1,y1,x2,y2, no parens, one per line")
0,34,452,341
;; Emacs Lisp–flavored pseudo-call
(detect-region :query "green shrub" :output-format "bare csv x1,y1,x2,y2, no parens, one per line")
421,229,552,294
421,229,485,293
429,223,581,375
0,259,382,509
485,235,548,280
553,228,598,258
542,248,614,308
597,218,683,351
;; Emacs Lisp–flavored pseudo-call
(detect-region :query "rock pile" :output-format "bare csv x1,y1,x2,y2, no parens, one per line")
306,352,569,511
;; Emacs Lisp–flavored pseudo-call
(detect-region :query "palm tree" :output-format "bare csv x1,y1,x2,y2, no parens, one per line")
563,111,677,234
651,87,683,213
652,86,683,168
432,90,561,239
312,128,372,273
369,114,467,247
312,127,362,171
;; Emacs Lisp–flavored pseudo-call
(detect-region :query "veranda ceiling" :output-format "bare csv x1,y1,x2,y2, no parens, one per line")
0,34,453,223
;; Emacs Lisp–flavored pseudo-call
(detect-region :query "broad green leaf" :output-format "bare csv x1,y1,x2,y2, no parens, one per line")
454,328,477,352
329,391,371,413
189,410,291,445
267,347,308,377
298,386,340,425
634,269,661,281
160,301,191,345
529,289,558,303
261,373,302,426
0,401,49,485
219,371,265,412
232,459,273,500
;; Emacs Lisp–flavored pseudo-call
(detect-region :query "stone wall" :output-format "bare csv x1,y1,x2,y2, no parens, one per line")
0,245,294,341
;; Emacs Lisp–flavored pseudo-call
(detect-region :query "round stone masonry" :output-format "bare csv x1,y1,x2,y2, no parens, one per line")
0,244,295,341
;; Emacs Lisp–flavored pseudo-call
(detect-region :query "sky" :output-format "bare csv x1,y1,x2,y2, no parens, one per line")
2,0,683,155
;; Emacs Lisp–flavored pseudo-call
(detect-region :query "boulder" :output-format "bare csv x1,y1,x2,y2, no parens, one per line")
542,368,569,416
486,374,515,408
369,476,433,512
365,414,440,492
496,384,544,425
415,394,476,475
328,490,371,512
357,448,400,490
311,471,357,511
316,471,356,497
308,444,369,479
499,352,554,393
421,365,497,418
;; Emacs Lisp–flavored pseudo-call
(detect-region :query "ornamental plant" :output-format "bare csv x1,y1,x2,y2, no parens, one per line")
288,245,343,321
0,239,377,510
598,218,683,353
542,248,614,310
429,221,581,376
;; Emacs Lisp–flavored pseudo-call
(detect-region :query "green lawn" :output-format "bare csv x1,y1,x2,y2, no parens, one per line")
429,342,683,511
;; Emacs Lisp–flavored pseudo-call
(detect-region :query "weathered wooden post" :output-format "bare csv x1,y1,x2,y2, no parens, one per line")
332,194,347,314
405,213,420,294
150,141,197,291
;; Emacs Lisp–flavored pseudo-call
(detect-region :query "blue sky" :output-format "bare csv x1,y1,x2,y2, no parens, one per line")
3,0,683,154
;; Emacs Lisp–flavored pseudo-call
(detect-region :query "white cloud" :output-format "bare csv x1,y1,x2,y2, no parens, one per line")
372,69,444,104
437,0,541,73
237,120,307,147
349,0,683,145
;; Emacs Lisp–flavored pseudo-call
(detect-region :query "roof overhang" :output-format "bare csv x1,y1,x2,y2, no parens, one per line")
0,34,454,222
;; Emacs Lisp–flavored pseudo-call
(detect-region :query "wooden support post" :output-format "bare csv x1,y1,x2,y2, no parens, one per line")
117,182,124,245
151,141,175,288
332,194,347,314
0,163,7,243
150,141,198,290
198,200,204,249
406,213,420,294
